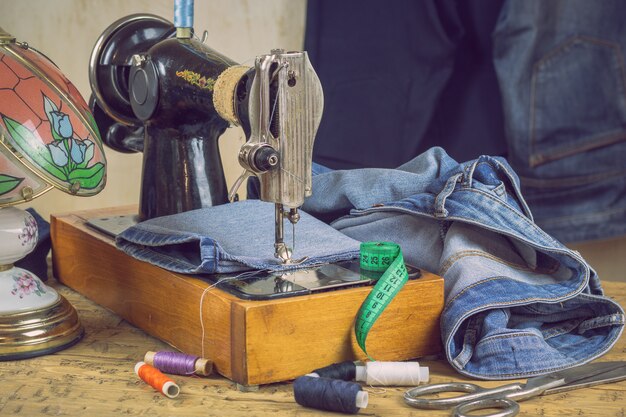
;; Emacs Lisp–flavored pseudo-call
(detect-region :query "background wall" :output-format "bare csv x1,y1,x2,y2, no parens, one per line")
1,0,623,282
0,0,307,218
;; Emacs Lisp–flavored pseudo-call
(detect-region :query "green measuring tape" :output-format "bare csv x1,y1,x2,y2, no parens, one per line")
355,242,409,358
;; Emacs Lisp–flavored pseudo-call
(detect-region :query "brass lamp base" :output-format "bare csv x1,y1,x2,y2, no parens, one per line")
0,295,84,361
0,208,84,361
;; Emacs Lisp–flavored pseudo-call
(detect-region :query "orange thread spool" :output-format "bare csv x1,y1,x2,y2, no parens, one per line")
135,361,180,398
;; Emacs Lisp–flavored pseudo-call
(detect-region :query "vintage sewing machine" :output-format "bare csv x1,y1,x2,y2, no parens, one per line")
51,11,443,387
85,12,324,267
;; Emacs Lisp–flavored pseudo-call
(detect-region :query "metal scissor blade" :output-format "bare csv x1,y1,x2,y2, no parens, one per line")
523,361,626,395
543,362,626,395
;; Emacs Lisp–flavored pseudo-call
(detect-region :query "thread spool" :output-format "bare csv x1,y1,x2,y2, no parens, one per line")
310,361,357,381
294,375,368,414
144,351,212,376
135,362,180,398
213,65,251,126
355,362,429,386
174,0,194,28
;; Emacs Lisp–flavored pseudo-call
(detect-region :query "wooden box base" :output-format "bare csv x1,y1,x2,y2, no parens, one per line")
51,206,444,386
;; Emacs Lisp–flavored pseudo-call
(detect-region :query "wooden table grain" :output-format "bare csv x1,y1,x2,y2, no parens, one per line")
1,279,625,417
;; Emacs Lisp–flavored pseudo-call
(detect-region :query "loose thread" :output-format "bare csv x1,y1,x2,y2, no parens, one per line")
199,270,268,357
144,351,212,376
135,362,180,398
365,385,387,395
293,376,367,414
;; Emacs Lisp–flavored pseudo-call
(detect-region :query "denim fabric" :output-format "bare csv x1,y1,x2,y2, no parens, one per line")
116,200,360,274
305,0,626,243
493,0,626,242
302,147,625,379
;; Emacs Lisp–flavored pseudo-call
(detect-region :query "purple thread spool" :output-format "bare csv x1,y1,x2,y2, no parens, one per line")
144,351,213,376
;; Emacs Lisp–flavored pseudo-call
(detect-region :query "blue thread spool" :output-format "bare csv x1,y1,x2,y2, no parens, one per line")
293,376,368,414
311,361,357,381
174,0,194,29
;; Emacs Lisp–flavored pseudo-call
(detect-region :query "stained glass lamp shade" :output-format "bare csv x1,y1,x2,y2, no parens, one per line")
0,27,107,359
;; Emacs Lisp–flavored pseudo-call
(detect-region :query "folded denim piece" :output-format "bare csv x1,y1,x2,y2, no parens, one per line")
116,200,360,274
303,147,625,380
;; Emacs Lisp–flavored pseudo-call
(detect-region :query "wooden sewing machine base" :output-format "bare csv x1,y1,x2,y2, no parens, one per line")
51,206,444,386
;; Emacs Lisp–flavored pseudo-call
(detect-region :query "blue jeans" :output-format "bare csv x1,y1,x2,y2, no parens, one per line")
116,200,360,274
302,147,624,379
493,0,626,242
118,148,624,379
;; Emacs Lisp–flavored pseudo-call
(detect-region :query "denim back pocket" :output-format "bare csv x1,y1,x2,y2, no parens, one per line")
530,36,626,169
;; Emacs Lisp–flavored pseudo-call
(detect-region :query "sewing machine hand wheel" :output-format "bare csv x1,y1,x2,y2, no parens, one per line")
88,14,175,153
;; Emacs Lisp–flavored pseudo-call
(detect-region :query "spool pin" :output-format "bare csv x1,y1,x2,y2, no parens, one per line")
144,351,213,376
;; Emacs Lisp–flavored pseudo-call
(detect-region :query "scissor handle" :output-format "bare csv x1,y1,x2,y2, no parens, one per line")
453,398,520,417
404,382,524,409
405,383,483,409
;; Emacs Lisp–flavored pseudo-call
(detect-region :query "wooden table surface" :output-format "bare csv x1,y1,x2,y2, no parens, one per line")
1,279,625,417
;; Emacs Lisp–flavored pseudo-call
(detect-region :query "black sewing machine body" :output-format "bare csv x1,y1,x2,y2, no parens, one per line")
90,15,246,220
132,38,236,219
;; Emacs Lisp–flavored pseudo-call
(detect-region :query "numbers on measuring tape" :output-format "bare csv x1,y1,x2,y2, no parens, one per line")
355,242,409,358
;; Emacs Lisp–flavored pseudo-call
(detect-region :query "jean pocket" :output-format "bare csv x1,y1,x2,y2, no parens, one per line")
530,36,626,168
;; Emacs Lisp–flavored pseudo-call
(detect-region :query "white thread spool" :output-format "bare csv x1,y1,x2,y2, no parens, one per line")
355,362,429,386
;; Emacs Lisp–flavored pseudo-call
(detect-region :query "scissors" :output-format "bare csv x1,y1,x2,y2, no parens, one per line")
404,361,626,417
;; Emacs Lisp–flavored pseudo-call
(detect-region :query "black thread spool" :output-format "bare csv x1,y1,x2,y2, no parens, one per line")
311,361,357,381
293,376,368,414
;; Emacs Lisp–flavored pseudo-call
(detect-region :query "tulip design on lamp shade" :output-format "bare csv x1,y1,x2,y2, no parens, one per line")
43,95,101,182
0,94,105,194
0,39,107,203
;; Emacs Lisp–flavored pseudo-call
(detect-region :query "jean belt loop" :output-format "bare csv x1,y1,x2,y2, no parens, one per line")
435,172,463,218
463,158,486,189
